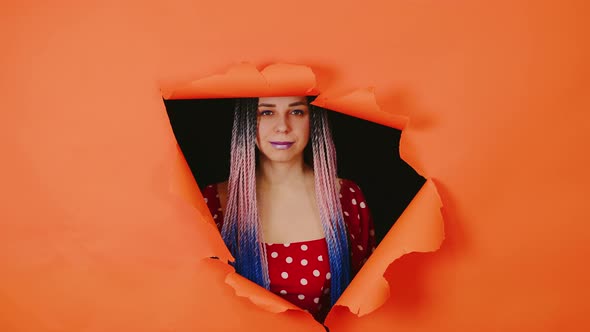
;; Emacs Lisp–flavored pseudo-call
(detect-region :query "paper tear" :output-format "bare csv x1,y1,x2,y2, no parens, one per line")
259,64,319,96
313,87,409,130
331,180,444,317
168,144,210,220
200,256,296,312
224,268,302,314
162,63,317,99
168,143,234,263
162,63,320,320
165,63,445,322
218,259,325,326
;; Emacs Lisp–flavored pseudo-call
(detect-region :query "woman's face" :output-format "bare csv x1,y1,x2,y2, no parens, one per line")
256,96,310,164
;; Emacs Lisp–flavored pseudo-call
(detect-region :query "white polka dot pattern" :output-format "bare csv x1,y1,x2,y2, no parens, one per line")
201,179,376,321
263,238,331,321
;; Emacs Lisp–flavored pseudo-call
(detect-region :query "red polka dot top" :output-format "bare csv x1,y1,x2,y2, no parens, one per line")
201,179,375,321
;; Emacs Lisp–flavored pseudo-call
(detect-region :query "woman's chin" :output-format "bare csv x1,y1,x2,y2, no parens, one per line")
266,154,298,163
261,150,305,164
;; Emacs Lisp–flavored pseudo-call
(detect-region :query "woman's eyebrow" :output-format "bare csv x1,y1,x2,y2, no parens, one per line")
258,101,307,107
288,101,307,107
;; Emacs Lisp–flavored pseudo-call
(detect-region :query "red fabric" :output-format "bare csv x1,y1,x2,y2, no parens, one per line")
201,179,375,321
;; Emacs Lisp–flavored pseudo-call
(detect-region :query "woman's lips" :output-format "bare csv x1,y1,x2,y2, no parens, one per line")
270,141,294,150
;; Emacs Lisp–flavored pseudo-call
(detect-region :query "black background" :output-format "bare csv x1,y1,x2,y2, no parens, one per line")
164,98,425,244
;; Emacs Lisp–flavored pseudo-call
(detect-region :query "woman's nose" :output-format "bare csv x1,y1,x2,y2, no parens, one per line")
275,114,290,133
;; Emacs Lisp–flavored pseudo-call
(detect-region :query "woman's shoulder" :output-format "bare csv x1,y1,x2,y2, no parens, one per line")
337,178,375,269
202,181,228,229
202,181,229,211
202,181,228,194
337,178,370,212
201,182,217,199
337,178,364,194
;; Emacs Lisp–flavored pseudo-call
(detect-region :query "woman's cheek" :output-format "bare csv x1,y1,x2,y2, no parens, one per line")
257,120,270,138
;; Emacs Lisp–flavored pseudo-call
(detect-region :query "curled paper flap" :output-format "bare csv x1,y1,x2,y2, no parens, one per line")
165,66,432,320
332,179,444,316
169,144,233,262
313,88,408,130
225,271,301,313
162,63,317,99
164,64,437,320
169,144,208,217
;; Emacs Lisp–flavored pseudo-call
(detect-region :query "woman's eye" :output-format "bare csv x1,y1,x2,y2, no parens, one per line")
259,110,273,116
291,109,305,115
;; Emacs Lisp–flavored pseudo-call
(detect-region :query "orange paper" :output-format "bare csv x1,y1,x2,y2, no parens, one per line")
1,1,589,331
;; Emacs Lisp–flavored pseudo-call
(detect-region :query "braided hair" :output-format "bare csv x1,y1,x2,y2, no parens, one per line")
221,97,351,305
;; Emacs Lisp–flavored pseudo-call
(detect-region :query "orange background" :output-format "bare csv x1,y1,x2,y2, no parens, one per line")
1,1,589,331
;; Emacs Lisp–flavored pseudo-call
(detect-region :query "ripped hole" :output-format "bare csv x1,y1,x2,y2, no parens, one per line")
165,98,424,243
163,97,424,319
327,110,425,244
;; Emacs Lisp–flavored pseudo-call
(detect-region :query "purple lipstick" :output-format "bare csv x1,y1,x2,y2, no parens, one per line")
270,141,294,150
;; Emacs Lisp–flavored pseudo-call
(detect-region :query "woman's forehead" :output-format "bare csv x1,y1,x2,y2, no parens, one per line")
258,96,307,107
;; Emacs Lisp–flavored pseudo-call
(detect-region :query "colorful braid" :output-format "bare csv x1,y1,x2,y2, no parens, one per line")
222,98,270,288
222,98,351,305
309,105,351,305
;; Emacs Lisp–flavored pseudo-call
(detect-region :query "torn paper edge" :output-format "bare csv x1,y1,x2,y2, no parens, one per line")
163,62,446,320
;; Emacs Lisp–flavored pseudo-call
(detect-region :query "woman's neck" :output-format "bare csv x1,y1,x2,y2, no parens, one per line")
257,156,311,188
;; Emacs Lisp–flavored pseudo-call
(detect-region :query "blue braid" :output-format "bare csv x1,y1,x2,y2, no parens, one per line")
310,105,351,305
222,98,270,289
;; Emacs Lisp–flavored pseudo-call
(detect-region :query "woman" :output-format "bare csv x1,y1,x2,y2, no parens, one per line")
202,96,375,321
